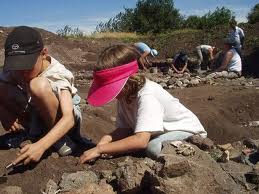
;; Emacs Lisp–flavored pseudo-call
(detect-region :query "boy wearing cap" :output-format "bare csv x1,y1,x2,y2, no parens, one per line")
0,26,92,166
134,42,158,69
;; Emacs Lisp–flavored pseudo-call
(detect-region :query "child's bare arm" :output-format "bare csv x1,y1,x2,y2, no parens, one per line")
98,128,133,145
13,90,74,165
37,89,74,149
80,132,151,163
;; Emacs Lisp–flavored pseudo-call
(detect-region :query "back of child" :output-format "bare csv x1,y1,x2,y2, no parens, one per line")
80,44,207,163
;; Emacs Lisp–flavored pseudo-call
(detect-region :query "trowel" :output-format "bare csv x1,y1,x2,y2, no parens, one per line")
0,163,15,184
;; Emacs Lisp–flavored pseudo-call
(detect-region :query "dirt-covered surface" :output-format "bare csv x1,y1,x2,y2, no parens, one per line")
0,24,259,193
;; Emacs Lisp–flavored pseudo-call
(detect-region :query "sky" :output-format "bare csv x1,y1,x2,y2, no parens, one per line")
0,0,257,34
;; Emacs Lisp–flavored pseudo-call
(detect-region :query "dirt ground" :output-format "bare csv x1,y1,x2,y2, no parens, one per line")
0,24,259,193
0,84,258,193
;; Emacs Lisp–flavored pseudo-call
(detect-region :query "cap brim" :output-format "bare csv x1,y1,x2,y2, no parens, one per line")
4,52,39,71
87,77,128,107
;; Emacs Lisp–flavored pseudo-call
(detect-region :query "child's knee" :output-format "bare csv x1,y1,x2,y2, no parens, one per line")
29,77,52,97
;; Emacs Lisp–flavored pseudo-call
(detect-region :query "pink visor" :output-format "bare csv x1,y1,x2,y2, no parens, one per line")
87,60,139,106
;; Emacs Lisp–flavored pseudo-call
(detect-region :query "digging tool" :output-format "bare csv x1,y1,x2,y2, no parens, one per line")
0,163,15,184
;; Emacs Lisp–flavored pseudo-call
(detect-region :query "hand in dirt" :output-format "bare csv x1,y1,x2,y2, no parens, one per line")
2,118,24,132
79,147,101,164
12,142,45,165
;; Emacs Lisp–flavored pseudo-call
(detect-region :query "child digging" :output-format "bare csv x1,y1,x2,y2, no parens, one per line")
80,44,207,163
0,26,92,166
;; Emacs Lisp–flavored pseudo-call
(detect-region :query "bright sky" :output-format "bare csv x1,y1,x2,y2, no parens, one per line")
0,0,257,34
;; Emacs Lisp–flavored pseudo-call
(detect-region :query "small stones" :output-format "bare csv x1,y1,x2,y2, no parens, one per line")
44,179,59,194
189,79,199,86
175,80,183,87
59,171,98,192
145,67,255,90
110,116,116,122
51,152,60,159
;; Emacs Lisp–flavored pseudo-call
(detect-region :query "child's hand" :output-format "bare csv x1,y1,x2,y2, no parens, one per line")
2,118,24,132
12,142,46,165
79,147,101,164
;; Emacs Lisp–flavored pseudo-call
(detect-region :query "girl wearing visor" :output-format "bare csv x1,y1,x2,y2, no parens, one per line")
80,44,207,163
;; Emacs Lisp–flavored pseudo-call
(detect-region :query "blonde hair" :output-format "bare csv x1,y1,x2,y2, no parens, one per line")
96,44,146,103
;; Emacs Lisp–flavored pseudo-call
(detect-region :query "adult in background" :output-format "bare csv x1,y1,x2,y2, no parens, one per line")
228,19,245,57
134,42,158,69
215,38,242,76
196,45,219,71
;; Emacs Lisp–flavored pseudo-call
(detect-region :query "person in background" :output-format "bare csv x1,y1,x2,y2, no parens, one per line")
196,45,219,71
215,38,242,76
80,44,207,163
228,18,245,57
134,42,158,69
170,52,189,74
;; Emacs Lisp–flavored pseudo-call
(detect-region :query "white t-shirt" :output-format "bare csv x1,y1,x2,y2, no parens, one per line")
228,48,242,72
116,79,207,137
200,45,212,53
229,26,245,45
38,57,77,96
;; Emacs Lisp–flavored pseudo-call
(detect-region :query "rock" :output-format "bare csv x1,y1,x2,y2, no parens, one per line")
248,121,259,127
59,171,98,192
189,79,199,86
168,85,175,89
175,143,195,156
0,186,23,194
67,179,115,194
221,71,229,78
183,72,191,79
159,157,191,178
45,179,59,194
152,146,241,194
221,161,255,191
115,158,155,193
227,72,239,79
100,170,115,183
175,80,183,87
238,76,246,81
206,72,217,79
0,30,3,33
110,116,116,122
217,143,234,151
150,67,158,74
186,135,214,150
51,152,59,159
160,82,168,89
183,79,190,85
167,78,177,85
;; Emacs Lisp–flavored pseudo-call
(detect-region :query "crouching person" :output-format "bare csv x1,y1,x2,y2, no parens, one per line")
215,38,242,77
80,44,207,163
0,26,92,166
